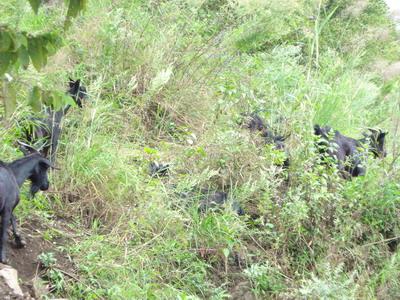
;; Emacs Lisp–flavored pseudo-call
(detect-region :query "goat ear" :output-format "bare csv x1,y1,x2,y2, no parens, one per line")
39,158,58,170
69,77,76,88
39,157,61,170
39,157,51,166
367,128,379,135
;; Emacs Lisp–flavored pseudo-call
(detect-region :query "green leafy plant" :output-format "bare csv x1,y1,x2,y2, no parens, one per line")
0,0,86,116
38,252,57,268
244,263,286,296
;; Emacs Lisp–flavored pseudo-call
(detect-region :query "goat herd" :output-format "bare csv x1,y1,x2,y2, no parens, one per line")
242,113,387,178
0,78,388,264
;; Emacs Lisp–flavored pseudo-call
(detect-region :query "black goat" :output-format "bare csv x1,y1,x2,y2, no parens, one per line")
242,113,289,167
149,162,170,177
360,128,388,159
242,113,265,132
21,78,87,164
0,153,52,263
314,125,387,178
198,190,244,215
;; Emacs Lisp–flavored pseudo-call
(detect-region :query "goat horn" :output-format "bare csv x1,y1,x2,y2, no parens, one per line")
367,127,381,133
17,141,38,153
17,140,31,148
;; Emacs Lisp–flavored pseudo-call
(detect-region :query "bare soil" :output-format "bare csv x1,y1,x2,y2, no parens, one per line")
1,216,77,299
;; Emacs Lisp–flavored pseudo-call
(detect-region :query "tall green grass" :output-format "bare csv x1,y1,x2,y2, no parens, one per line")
1,0,400,298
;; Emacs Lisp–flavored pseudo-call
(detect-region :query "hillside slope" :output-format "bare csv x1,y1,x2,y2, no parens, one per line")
1,0,400,299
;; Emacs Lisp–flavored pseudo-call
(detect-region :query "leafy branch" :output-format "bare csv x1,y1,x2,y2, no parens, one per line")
0,0,87,116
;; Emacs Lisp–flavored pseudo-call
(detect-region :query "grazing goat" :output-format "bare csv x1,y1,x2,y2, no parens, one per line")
360,128,387,158
198,190,244,215
149,162,170,177
242,113,265,132
314,125,387,178
0,153,52,263
242,113,289,167
22,78,87,164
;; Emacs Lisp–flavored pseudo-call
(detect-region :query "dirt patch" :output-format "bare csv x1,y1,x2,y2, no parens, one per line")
200,248,256,300
2,216,77,299
230,280,255,300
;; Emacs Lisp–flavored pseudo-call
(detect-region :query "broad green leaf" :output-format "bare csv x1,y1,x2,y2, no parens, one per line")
0,31,12,52
4,83,16,117
28,0,42,14
67,0,80,19
144,147,158,155
7,31,18,52
15,32,28,49
0,53,11,75
44,41,56,56
62,94,77,107
51,91,66,110
43,34,63,56
28,86,42,112
41,90,53,107
28,37,44,70
41,41,48,67
222,248,230,258
65,0,87,28
51,92,60,110
0,52,17,76
18,47,30,69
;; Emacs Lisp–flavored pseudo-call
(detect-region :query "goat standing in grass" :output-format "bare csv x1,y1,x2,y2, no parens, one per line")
241,113,290,167
21,78,87,164
360,128,388,159
314,125,387,178
0,152,52,263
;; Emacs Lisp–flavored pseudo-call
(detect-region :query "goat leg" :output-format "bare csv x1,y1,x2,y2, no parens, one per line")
10,214,25,248
0,209,11,263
